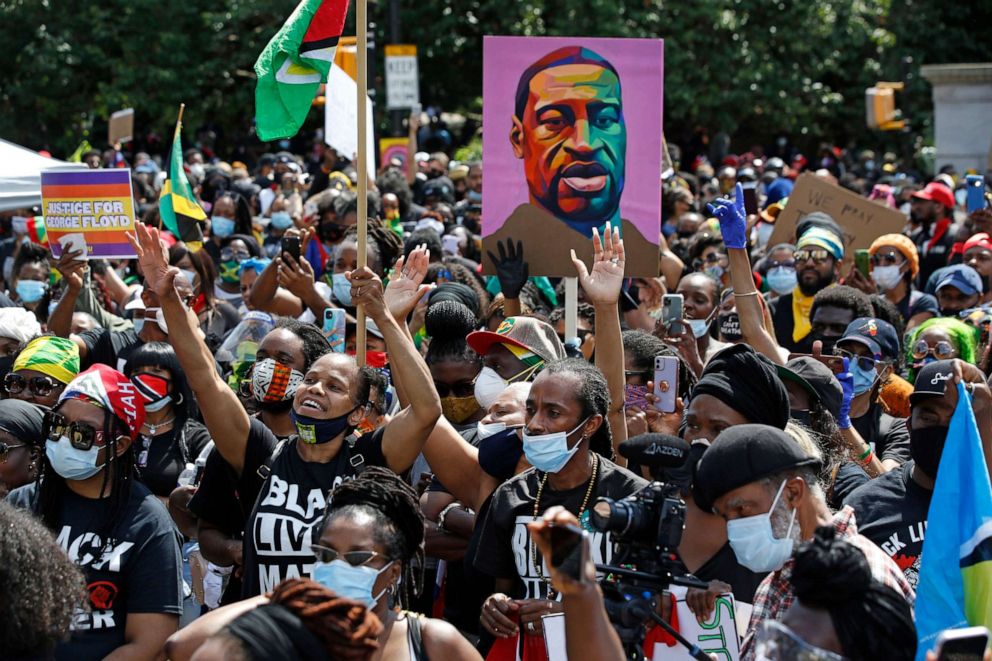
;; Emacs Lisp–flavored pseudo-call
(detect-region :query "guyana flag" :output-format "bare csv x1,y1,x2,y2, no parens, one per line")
915,381,992,658
254,0,350,141
159,118,206,249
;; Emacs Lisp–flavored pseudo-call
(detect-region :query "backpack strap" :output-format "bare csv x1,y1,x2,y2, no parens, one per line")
403,611,429,661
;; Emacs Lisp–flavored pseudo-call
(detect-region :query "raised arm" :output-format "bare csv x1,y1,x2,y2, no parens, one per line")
709,184,785,365
129,224,252,474
487,238,529,319
571,222,628,460
349,263,441,473
247,258,306,317
48,247,87,342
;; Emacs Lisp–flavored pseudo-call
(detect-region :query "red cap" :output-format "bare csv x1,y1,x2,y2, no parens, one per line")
912,182,955,209
964,233,992,254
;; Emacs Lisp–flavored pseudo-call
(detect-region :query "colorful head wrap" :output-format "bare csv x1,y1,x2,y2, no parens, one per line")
869,233,919,278
58,365,146,440
239,257,272,276
13,336,80,385
797,226,844,260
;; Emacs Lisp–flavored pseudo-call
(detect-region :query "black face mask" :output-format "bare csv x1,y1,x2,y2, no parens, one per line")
790,409,812,428
718,312,743,343
810,332,839,355
909,424,949,480
478,428,523,481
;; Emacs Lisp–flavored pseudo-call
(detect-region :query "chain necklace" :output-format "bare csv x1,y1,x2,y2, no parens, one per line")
142,416,176,436
531,452,599,589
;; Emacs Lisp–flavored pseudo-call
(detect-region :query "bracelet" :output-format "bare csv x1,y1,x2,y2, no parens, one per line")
733,291,761,298
437,502,462,533
856,445,872,461
858,451,874,467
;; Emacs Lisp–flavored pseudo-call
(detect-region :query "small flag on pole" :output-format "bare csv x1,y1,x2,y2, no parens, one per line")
159,107,206,249
253,0,350,142
915,382,992,658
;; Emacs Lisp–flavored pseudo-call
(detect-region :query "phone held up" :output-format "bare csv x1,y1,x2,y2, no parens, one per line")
934,626,990,661
661,293,684,337
653,355,680,414
281,235,301,262
548,523,589,583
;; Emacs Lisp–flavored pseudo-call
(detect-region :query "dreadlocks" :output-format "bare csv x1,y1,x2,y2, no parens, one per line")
318,467,425,610
343,218,403,277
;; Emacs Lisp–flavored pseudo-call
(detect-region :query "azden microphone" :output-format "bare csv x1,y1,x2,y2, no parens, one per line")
618,433,689,468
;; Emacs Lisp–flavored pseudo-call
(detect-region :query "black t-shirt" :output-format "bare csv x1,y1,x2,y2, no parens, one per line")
473,458,647,600
852,402,911,465
896,290,939,323
829,461,870,510
241,419,388,596
78,328,142,372
135,420,212,498
7,480,183,660
842,460,931,588
690,542,766,605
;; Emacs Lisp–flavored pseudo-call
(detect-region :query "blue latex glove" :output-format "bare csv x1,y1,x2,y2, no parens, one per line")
837,357,854,430
706,182,748,249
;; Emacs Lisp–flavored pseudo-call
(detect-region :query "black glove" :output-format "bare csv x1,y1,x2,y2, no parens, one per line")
488,238,529,300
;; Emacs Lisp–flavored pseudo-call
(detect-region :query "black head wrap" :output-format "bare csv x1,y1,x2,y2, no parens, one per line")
0,399,46,448
792,526,916,661
690,344,790,430
224,604,329,661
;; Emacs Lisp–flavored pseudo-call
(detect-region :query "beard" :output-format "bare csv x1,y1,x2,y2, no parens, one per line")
770,497,801,550
797,268,835,296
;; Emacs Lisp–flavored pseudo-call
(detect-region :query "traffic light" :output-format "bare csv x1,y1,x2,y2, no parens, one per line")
866,82,906,131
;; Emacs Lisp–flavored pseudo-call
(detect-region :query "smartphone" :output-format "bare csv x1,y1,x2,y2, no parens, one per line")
935,626,990,661
741,182,759,215
653,355,680,414
967,175,987,213
855,249,870,278
548,523,588,583
281,236,301,262
661,294,684,336
442,234,460,255
322,308,346,353
788,352,846,375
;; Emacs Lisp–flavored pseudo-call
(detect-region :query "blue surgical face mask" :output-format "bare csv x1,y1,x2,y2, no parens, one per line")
522,417,589,474
270,211,294,230
331,272,352,306
16,279,46,303
851,361,879,396
312,559,394,608
704,264,725,280
211,216,236,238
179,269,198,288
466,190,482,203
767,266,797,295
726,479,797,573
46,436,103,480
687,317,712,339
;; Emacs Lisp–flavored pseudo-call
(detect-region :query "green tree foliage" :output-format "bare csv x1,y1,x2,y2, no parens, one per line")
1,0,990,157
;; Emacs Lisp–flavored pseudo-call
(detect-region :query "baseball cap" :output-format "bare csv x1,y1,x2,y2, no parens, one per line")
693,424,821,514
936,264,984,296
776,357,843,418
838,317,900,362
910,359,956,404
467,316,566,364
912,181,955,209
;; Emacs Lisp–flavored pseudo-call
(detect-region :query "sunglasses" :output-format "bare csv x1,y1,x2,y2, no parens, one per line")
793,249,832,265
0,441,26,462
692,253,728,270
870,252,905,267
767,260,796,270
834,348,878,373
220,248,251,262
4,373,61,397
912,340,956,361
310,544,384,567
43,410,108,451
434,380,477,398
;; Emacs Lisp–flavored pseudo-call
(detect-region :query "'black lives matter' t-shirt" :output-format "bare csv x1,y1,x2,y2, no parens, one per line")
8,481,183,660
240,418,387,597
135,420,212,498
843,460,932,588
474,458,647,600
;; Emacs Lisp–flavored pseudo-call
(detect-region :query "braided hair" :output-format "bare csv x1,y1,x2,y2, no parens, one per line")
317,467,425,610
539,359,613,459
269,578,382,660
424,300,481,368
343,218,403,277
791,526,916,660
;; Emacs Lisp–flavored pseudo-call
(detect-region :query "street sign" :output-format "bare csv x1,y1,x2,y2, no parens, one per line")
385,44,419,110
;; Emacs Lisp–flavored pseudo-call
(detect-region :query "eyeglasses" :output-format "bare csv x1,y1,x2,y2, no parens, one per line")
912,340,956,361
870,251,905,267
220,248,251,262
43,410,107,451
434,379,477,398
624,369,652,384
310,544,383,567
755,621,848,660
834,348,878,372
4,373,61,397
767,260,796,270
0,441,26,462
793,249,832,265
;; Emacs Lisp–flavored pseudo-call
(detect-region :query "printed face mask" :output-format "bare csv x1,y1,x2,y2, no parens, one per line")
220,260,241,284
131,372,172,413
521,417,589,474
252,358,304,403
441,394,480,424
726,479,797,573
292,405,358,444
719,312,743,342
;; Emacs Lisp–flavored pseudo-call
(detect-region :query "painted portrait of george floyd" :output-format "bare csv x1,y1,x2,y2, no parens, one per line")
482,36,664,277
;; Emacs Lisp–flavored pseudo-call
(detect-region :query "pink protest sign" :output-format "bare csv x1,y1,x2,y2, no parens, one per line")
482,36,664,277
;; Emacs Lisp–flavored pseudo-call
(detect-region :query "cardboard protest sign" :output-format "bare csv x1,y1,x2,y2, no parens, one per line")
482,36,664,277
324,64,375,181
379,137,409,167
651,587,741,661
108,108,135,145
41,168,137,259
766,173,907,253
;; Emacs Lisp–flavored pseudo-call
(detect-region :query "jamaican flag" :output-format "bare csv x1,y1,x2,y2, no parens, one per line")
159,117,205,249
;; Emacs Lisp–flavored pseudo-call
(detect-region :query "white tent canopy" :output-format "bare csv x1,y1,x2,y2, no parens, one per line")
0,139,85,212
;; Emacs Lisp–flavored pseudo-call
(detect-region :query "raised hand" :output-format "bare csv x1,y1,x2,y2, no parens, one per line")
383,244,433,322
570,221,625,306
837,357,855,430
707,182,747,249
277,252,316,299
348,267,387,320
487,238,528,300
127,223,179,299
54,247,87,292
